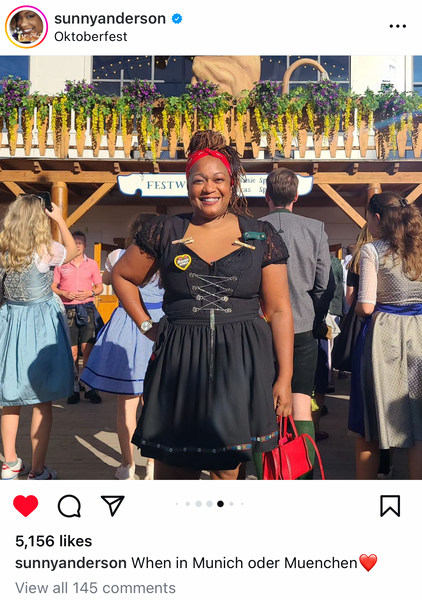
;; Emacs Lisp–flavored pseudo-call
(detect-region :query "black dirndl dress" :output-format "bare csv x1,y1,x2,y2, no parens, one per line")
131,213,289,470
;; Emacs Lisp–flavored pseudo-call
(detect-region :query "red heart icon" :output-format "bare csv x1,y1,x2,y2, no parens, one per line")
359,554,377,572
13,495,38,517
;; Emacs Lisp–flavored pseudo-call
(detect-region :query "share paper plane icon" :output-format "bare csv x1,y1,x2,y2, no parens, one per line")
101,496,125,517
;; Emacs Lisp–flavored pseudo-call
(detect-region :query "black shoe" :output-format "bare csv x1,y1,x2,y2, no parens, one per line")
67,392,80,405
85,389,102,404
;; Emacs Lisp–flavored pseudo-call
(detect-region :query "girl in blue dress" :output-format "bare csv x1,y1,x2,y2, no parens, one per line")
0,195,77,480
81,214,164,480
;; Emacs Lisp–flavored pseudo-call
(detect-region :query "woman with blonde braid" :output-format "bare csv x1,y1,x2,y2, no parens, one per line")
112,130,294,480
353,192,422,479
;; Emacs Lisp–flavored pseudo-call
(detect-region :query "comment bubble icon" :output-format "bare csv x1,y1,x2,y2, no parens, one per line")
58,495,82,518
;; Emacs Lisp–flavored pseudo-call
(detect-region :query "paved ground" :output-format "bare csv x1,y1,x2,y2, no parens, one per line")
0,373,408,480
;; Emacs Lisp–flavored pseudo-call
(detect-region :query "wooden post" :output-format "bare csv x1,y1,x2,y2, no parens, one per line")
51,181,68,242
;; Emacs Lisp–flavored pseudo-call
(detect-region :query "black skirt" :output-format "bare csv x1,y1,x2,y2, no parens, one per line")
332,301,362,372
132,314,279,470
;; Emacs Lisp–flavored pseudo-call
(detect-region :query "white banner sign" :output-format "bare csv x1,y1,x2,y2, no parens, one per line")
118,173,313,198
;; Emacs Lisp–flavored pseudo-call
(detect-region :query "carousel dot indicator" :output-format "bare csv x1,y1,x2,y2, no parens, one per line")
172,13,182,24
217,501,224,508
206,501,213,507
196,501,202,507
229,502,234,506
186,502,190,506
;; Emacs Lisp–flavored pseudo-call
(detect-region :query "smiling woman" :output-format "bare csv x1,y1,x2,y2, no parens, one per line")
111,130,294,481
10,10,44,43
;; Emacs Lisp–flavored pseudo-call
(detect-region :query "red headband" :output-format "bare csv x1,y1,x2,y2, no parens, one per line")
186,148,232,182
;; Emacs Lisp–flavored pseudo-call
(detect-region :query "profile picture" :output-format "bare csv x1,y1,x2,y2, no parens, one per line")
6,6,48,48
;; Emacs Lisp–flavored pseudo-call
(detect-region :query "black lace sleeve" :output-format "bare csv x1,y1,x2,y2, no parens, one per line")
133,215,167,259
261,220,289,267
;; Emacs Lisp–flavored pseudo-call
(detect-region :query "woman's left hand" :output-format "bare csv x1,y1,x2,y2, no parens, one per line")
273,379,292,417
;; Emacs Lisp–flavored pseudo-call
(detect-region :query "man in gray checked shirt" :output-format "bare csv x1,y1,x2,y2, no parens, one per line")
259,168,334,479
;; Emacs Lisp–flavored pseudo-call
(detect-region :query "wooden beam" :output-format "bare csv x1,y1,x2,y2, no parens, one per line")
66,183,115,228
405,184,422,204
318,183,366,228
313,173,422,185
0,171,118,183
4,182,24,196
2,169,422,186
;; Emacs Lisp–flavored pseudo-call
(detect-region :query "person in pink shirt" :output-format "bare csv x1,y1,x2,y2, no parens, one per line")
52,231,104,404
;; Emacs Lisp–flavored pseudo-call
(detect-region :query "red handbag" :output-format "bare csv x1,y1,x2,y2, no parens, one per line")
262,416,325,480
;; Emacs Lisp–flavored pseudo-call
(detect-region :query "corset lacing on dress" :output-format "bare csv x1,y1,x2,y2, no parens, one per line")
188,271,238,402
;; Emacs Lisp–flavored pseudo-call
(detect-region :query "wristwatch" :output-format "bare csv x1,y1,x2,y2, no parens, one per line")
138,319,154,335
91,290,96,298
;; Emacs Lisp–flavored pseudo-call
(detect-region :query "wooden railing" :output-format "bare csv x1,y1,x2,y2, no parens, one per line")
1,106,421,160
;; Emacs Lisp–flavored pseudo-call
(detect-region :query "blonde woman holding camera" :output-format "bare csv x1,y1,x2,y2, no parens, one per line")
0,195,77,480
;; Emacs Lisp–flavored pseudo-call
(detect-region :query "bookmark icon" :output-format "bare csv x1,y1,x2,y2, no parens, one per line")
101,496,125,517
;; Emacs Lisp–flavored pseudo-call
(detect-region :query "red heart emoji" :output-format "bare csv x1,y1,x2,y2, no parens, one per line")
359,554,377,572
13,495,38,517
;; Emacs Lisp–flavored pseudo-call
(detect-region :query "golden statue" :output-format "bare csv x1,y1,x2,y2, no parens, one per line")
191,56,261,96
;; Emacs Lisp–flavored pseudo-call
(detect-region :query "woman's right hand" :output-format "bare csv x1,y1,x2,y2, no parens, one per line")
144,322,159,342
45,203,64,223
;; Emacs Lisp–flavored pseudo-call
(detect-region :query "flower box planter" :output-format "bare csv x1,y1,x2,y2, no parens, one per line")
343,125,355,158
105,114,117,157
91,132,102,157
76,128,86,157
297,110,309,158
22,114,34,156
375,128,391,159
266,131,277,158
249,110,261,159
411,116,422,158
229,108,236,144
121,117,134,158
359,119,369,158
283,125,293,159
37,117,48,156
396,124,408,158
297,128,308,158
7,122,19,156
234,117,246,157
53,115,71,159
167,120,179,158
329,130,339,158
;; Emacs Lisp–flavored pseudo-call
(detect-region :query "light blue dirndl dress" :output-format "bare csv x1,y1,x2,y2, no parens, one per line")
0,244,74,406
80,249,164,395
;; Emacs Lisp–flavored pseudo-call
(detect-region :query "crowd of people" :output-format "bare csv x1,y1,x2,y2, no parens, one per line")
1,129,422,481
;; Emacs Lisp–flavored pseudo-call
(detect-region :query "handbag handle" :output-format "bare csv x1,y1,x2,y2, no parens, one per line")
280,415,300,439
301,433,326,480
